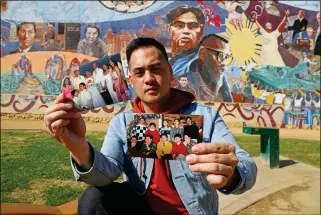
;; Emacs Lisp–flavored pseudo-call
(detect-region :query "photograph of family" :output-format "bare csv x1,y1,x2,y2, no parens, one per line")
125,113,204,160
61,55,133,112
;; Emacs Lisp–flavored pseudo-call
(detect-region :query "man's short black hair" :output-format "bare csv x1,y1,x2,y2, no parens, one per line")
174,134,182,138
179,75,188,80
149,122,156,127
131,136,138,140
71,89,77,96
145,134,153,139
186,117,192,121
18,22,36,33
79,82,86,87
161,134,168,138
126,37,168,64
167,5,205,25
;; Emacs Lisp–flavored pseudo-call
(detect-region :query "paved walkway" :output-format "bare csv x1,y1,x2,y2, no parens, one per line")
218,156,320,214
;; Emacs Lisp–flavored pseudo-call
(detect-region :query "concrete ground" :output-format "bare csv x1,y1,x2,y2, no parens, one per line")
219,156,320,214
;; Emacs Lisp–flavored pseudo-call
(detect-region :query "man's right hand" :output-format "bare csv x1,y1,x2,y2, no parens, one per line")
44,93,86,151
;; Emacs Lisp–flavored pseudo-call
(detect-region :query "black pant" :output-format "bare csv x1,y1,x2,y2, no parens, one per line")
78,182,155,215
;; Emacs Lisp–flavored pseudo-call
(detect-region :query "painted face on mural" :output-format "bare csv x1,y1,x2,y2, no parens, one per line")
306,26,314,36
179,77,189,88
47,23,55,34
265,22,273,32
85,27,99,44
18,23,35,49
129,46,173,105
199,37,231,78
169,12,203,52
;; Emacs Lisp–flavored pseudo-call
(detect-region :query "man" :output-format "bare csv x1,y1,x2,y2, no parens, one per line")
167,5,205,77
171,134,188,160
92,62,105,90
145,122,160,143
131,117,147,142
190,34,234,102
71,70,86,91
288,10,308,41
293,25,316,53
10,22,37,54
77,25,108,58
44,37,257,215
314,12,320,56
168,5,232,102
184,117,201,143
159,120,171,140
175,75,197,98
170,118,184,141
156,134,173,159
184,134,196,154
42,23,61,51
128,136,142,157
141,134,157,158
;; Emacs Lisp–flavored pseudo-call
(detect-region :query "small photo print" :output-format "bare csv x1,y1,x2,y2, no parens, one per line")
62,55,132,112
125,113,204,160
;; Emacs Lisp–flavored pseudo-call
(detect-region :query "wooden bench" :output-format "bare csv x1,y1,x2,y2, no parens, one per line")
242,122,280,168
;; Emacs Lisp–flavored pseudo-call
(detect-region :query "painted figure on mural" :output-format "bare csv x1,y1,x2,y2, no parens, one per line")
41,23,62,51
252,9,290,67
174,75,197,98
221,0,243,30
10,22,37,54
189,34,233,102
77,25,108,58
293,25,317,54
11,54,34,78
0,37,5,57
288,10,308,41
44,52,65,80
314,12,320,56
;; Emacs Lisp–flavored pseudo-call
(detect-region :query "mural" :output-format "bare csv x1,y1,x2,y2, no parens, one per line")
1,0,320,129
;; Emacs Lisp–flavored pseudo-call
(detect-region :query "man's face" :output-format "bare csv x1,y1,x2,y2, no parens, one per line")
184,135,191,144
74,71,80,77
174,119,179,126
86,27,99,44
200,38,231,78
179,77,188,88
129,47,172,104
161,135,167,142
93,63,97,70
169,12,203,52
298,10,304,18
174,136,181,143
187,118,192,125
145,137,152,144
74,91,79,97
18,24,35,49
150,124,155,130
47,24,54,33
131,137,137,144
307,27,314,37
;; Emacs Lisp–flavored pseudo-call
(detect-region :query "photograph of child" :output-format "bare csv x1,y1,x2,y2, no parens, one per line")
126,113,203,160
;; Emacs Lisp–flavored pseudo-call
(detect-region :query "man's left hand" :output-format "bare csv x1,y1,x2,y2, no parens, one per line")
186,143,239,189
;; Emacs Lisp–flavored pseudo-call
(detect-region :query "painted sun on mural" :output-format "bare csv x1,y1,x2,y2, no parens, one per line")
0,0,320,129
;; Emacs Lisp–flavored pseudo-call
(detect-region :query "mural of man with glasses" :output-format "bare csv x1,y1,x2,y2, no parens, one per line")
191,34,234,102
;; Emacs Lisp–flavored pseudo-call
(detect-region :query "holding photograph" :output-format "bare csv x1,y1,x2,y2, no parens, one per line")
62,55,132,112
125,113,204,160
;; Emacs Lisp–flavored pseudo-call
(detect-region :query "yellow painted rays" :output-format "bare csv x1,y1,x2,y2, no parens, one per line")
219,14,263,67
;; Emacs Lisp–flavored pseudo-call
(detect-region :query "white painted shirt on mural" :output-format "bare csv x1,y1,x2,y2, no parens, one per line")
259,28,285,67
71,75,86,90
274,93,286,105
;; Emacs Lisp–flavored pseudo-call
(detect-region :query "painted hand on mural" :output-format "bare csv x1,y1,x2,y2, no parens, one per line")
186,143,239,189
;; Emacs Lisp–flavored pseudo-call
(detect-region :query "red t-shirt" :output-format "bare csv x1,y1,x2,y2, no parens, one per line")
145,129,160,143
145,159,189,215
171,142,189,157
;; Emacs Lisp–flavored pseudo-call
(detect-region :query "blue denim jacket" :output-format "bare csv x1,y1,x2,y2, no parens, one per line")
71,103,257,215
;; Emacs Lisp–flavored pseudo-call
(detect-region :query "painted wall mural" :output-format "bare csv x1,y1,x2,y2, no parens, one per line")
1,0,320,129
